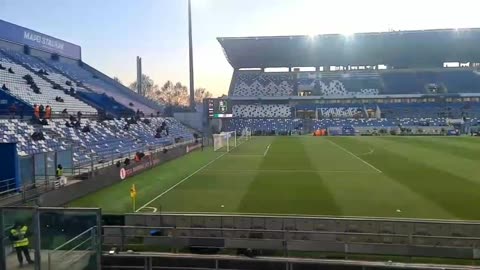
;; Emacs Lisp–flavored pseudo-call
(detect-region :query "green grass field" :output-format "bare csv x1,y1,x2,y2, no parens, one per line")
70,136,480,220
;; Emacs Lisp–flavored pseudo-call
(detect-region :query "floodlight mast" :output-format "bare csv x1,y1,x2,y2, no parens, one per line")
188,0,195,111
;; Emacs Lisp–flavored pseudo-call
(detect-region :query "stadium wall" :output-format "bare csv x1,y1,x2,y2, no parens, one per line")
37,142,201,207
174,111,204,131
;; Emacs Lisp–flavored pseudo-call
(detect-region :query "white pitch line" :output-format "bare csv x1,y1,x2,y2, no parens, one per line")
326,139,382,173
263,144,271,156
136,152,227,212
140,207,158,213
358,148,375,156
228,154,264,157
200,169,377,174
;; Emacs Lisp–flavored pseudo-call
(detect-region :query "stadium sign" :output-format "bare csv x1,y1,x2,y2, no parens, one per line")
319,107,362,118
0,20,81,60
120,155,162,180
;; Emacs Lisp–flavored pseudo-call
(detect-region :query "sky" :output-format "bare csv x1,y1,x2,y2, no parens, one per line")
0,0,478,97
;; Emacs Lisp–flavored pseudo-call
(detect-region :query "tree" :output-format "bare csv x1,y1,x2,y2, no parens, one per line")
194,88,213,104
113,76,122,85
129,74,158,97
153,81,189,106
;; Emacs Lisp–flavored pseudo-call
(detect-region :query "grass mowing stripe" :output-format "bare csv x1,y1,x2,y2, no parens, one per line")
325,138,382,173
341,137,480,219
238,137,341,215
135,152,228,212
387,137,480,161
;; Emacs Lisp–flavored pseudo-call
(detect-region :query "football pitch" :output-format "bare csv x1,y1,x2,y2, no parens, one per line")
70,136,480,220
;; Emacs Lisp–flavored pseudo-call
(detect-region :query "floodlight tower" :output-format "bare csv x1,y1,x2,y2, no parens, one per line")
188,0,195,111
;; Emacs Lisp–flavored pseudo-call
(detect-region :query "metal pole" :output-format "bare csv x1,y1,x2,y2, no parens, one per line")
96,209,102,270
0,208,5,270
188,0,195,111
34,208,41,270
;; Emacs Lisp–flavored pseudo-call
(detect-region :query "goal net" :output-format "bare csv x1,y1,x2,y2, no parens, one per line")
213,131,237,152
238,127,251,144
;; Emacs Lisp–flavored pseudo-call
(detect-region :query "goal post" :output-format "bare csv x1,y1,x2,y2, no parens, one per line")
213,131,237,152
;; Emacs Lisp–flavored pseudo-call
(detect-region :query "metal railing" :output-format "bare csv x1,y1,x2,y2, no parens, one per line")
102,224,480,260
0,178,15,196
47,226,98,270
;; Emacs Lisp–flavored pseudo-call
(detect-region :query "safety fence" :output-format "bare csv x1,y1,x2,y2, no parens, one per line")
0,206,101,270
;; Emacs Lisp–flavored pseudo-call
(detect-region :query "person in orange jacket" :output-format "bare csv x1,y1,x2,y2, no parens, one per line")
45,105,52,119
33,104,39,119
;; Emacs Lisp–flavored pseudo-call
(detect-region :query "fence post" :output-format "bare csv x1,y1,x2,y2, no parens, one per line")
0,208,5,270
120,226,125,252
34,208,41,270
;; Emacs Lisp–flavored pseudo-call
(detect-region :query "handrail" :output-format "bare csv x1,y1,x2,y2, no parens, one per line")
53,226,96,251
102,225,480,241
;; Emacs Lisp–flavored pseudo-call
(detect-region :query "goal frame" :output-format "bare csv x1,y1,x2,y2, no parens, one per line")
213,131,237,152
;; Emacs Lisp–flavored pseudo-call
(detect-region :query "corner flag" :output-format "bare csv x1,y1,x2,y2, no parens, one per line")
130,184,137,211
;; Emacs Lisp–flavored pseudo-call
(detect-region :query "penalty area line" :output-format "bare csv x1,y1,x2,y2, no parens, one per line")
325,139,382,174
135,152,227,212
263,144,271,156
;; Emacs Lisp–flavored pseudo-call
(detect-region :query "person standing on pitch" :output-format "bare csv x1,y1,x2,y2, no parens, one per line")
9,221,34,267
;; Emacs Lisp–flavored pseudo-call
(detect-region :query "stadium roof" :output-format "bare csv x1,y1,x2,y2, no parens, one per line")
218,28,480,69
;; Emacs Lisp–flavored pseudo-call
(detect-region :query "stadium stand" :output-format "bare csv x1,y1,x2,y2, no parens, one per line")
231,71,295,97
233,104,291,118
214,32,480,135
298,71,382,96
0,51,97,114
1,117,193,165
45,59,158,114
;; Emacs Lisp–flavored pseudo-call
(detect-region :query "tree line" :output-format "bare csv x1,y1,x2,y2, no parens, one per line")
113,75,213,113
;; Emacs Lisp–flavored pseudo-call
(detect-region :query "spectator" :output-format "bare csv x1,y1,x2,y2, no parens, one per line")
0,63,5,70
77,111,82,121
155,131,162,138
18,104,24,120
62,108,68,117
1,84,8,91
8,67,14,74
39,118,48,125
65,121,73,128
150,113,154,118
69,115,76,123
69,87,75,95
157,111,160,117
9,103,17,119
134,152,145,162
39,104,44,118
45,105,52,119
33,104,40,119
165,126,169,136
81,125,91,133
66,80,72,86
123,124,129,131
73,120,81,129
31,131,45,141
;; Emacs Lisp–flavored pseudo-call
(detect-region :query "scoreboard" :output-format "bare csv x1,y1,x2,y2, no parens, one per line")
207,99,233,118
